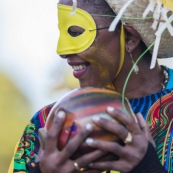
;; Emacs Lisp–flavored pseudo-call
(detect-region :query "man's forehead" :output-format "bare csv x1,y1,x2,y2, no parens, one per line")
78,0,113,14
86,0,107,5
59,0,114,15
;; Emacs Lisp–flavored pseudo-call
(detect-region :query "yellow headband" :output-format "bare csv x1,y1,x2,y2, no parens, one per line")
57,4,97,55
116,24,125,77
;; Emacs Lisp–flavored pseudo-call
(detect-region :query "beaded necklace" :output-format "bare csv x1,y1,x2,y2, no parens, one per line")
161,65,169,91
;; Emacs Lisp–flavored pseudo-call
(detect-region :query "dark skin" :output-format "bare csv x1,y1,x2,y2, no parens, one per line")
38,110,154,173
38,111,106,173
115,26,164,99
38,0,163,172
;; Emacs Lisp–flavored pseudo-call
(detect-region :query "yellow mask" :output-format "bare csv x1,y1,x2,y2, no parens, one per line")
57,4,97,55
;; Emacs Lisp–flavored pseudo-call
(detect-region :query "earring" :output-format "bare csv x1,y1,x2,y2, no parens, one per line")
130,53,139,74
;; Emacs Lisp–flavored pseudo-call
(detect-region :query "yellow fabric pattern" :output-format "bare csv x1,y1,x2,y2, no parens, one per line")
57,4,97,55
8,159,14,173
8,141,19,173
9,141,120,173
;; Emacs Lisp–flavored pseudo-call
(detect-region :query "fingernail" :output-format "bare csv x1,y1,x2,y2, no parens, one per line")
85,123,93,131
57,111,66,118
92,115,100,122
85,138,94,145
107,106,114,112
136,112,142,116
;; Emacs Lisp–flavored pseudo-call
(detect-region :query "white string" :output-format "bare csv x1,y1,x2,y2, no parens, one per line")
158,9,173,36
108,0,134,31
142,0,173,68
150,35,161,69
107,0,173,68
71,0,77,15
143,0,155,18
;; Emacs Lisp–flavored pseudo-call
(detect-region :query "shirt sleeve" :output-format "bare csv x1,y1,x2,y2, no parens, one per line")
11,103,54,173
13,118,41,173
128,142,168,173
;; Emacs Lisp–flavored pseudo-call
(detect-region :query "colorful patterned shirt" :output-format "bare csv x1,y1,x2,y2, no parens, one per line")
10,68,173,173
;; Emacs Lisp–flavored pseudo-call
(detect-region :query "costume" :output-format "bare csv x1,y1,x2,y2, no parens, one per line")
10,68,173,173
9,0,173,172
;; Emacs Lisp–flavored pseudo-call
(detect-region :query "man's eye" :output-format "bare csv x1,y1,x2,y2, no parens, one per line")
68,26,85,37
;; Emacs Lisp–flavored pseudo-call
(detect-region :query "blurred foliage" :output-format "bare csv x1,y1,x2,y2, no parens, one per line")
0,73,31,173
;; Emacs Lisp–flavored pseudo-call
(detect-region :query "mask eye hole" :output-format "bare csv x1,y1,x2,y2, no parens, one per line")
68,26,85,37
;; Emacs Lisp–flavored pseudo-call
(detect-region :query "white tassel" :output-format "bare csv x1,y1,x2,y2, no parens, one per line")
71,0,77,15
152,0,162,30
107,0,173,68
166,15,173,36
161,9,173,36
150,35,161,69
109,0,134,31
143,0,155,18
142,0,173,68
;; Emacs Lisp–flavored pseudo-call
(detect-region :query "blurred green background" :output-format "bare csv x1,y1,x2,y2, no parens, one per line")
0,67,78,173
0,73,31,173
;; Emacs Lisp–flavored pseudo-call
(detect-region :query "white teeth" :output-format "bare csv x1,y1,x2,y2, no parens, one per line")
72,64,87,71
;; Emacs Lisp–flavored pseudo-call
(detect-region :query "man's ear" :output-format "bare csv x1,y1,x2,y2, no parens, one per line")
124,25,141,53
